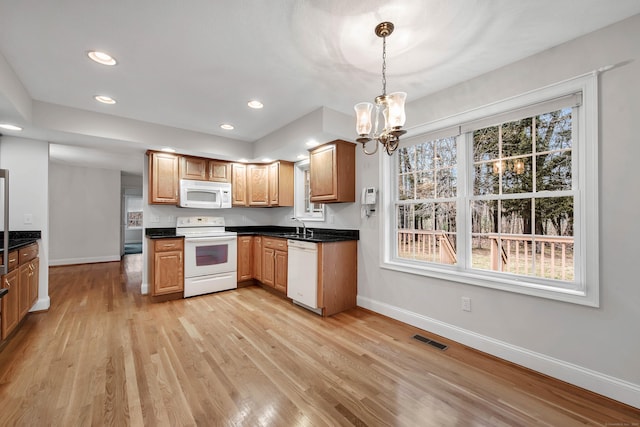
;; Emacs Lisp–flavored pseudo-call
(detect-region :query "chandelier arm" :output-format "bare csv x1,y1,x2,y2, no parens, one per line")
361,139,379,155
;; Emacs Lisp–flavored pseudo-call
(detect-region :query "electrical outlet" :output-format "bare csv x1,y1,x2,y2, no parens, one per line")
461,297,472,312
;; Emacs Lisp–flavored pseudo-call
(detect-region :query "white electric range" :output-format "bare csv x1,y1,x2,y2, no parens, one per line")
176,216,237,298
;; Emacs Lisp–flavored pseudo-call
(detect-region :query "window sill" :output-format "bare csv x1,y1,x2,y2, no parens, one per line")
380,259,598,307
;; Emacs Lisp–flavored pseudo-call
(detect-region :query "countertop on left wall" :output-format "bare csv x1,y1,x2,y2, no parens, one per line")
0,231,41,253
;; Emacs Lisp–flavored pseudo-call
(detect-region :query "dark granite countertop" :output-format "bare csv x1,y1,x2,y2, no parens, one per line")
0,231,41,254
226,226,359,243
145,226,358,243
145,228,183,239
0,287,7,299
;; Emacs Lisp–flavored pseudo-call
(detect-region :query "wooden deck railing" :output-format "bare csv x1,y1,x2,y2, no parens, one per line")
397,230,574,280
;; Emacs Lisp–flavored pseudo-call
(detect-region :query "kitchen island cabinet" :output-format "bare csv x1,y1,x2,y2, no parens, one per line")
1,269,19,339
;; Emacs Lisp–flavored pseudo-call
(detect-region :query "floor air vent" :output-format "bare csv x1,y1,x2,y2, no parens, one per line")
413,334,448,351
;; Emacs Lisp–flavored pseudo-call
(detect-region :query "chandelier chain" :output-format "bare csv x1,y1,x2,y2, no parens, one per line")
381,36,387,96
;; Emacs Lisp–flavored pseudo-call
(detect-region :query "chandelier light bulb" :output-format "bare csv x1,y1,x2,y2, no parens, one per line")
354,102,373,135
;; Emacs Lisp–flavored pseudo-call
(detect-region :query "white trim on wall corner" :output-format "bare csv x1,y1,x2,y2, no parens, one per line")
48,255,121,266
140,283,149,295
29,296,50,312
357,295,640,409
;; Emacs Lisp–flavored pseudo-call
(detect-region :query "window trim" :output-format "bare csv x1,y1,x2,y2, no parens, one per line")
380,72,599,306
294,159,325,222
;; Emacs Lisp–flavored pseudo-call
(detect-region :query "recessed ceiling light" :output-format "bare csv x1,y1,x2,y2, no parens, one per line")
220,124,234,130
87,51,117,66
305,139,319,148
247,100,263,109
95,95,116,104
0,123,22,131
161,147,176,153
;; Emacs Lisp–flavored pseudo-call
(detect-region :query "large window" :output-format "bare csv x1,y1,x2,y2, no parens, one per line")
382,74,598,306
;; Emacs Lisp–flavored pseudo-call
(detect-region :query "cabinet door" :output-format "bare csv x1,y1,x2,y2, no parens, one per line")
237,236,253,282
309,141,355,203
262,247,275,286
252,236,262,281
18,263,31,319
153,250,184,295
149,152,179,204
309,144,338,202
269,162,280,205
274,250,288,294
209,160,231,182
248,164,269,206
29,258,39,307
1,269,20,339
181,156,208,180
232,164,248,206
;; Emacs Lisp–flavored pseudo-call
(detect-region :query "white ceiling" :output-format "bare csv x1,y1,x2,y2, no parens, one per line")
1,0,639,174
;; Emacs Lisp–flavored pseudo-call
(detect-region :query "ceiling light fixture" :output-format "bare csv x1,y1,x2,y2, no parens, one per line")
354,22,407,156
305,140,319,148
220,124,234,130
87,50,117,66
0,123,23,131
247,100,263,109
94,95,116,104
160,147,176,153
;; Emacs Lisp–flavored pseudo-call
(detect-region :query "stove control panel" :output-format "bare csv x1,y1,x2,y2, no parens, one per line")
176,216,226,228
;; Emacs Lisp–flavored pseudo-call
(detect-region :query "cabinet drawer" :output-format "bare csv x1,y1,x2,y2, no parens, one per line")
7,250,18,272
153,238,184,252
263,237,287,251
19,243,38,264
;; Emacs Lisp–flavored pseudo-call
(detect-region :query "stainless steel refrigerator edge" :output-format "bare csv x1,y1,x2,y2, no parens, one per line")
0,169,8,275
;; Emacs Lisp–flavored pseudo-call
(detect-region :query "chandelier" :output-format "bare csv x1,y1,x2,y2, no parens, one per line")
354,22,407,156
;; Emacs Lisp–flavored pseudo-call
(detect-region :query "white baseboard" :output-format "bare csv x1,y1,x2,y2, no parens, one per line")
30,296,50,312
357,295,640,409
49,255,121,266
141,282,149,295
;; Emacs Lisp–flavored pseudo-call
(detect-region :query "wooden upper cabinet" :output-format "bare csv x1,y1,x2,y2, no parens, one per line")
232,163,248,206
269,161,294,207
180,156,208,180
248,164,269,206
148,151,180,204
209,160,231,182
309,140,356,203
181,156,231,182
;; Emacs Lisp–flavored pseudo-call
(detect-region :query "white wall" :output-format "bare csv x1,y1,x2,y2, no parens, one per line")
357,14,640,408
0,136,50,311
49,162,121,265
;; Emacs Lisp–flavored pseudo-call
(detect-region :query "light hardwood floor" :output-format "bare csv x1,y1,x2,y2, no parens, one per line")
0,255,638,426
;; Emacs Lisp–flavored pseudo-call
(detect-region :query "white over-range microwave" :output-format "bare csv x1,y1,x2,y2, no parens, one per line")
179,179,232,209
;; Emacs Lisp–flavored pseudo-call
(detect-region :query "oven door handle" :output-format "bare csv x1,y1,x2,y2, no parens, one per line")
184,236,237,243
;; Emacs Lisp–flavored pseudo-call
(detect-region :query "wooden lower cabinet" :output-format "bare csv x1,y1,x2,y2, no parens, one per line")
274,250,288,293
18,262,32,319
237,236,253,282
1,269,20,339
317,240,357,316
149,238,184,296
252,236,262,281
261,237,287,294
29,258,39,307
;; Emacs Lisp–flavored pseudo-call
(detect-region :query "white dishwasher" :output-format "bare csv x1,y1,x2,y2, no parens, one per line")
287,239,321,314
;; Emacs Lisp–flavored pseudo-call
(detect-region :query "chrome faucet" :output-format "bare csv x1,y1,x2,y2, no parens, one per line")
291,217,306,237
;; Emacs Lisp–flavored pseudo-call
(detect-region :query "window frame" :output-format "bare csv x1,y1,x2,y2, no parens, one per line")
380,72,599,306
294,159,325,221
